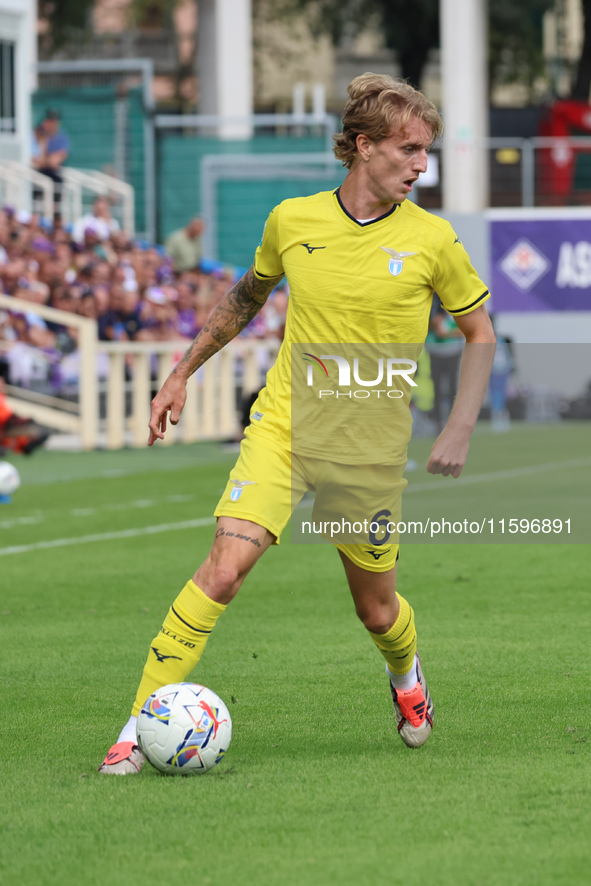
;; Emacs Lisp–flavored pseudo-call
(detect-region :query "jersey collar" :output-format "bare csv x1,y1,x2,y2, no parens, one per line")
334,188,399,227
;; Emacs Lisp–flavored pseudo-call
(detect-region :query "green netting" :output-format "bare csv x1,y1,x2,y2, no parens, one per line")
157,133,330,243
31,88,340,257
216,175,346,267
128,88,146,234
32,86,146,233
573,152,591,191
33,86,116,169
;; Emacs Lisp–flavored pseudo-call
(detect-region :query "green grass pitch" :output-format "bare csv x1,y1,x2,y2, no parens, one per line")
0,423,589,886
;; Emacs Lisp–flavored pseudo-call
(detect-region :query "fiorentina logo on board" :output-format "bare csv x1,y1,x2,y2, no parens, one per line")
498,238,551,291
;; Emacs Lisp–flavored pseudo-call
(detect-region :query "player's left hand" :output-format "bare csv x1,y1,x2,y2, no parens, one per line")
426,427,470,478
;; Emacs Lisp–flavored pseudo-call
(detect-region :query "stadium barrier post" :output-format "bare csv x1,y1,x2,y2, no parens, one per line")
106,350,126,450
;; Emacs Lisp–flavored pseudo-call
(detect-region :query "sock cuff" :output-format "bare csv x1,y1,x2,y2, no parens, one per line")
368,593,417,676
369,593,413,645
176,579,227,629
392,593,412,640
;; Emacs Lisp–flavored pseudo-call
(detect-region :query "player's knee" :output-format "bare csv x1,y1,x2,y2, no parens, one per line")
356,604,396,635
193,558,245,603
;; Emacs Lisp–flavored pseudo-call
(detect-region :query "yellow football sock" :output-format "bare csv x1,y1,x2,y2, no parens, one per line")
368,593,417,676
131,580,226,716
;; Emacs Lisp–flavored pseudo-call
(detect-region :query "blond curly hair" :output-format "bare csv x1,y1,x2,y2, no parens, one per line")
333,73,443,169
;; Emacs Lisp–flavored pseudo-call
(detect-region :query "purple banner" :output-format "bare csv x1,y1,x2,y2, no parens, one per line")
491,219,591,312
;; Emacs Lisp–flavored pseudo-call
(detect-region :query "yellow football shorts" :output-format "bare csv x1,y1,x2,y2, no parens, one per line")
214,433,407,573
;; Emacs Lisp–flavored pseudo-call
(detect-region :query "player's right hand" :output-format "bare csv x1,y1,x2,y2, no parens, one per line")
148,374,187,445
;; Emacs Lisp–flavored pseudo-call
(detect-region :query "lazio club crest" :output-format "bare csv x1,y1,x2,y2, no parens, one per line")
230,479,257,501
380,246,417,277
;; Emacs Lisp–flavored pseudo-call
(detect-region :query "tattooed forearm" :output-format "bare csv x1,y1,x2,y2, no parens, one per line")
173,266,283,378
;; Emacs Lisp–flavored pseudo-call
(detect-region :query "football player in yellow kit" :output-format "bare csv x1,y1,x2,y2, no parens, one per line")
99,73,495,773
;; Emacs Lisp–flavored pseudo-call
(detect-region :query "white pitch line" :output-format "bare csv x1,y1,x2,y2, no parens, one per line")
405,456,591,494
0,516,216,557
2,456,588,556
1,493,198,527
0,514,45,529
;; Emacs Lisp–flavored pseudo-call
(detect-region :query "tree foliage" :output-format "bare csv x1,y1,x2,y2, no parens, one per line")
488,0,554,96
39,0,181,49
127,0,180,30
288,0,439,88
285,0,555,97
571,0,591,99
38,0,95,48
40,1,591,103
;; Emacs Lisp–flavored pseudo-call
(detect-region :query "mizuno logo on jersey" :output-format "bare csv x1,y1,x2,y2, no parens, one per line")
301,243,326,254
380,246,417,277
230,479,257,501
365,548,391,560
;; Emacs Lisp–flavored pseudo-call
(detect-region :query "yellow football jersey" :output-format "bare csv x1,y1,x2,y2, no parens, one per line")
249,189,489,465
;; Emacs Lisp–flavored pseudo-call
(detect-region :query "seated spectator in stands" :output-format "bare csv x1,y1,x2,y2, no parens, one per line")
76,226,117,264
0,210,11,265
38,253,68,290
7,282,56,350
77,291,99,321
194,289,213,332
1,259,28,295
164,217,205,272
1,201,287,407
175,280,200,339
264,284,288,340
53,239,77,283
72,196,121,246
45,286,80,355
113,255,137,282
18,279,51,311
88,260,112,286
131,245,159,290
98,283,143,342
91,284,110,317
136,287,180,341
31,123,47,166
31,109,71,201
210,267,236,307
111,230,134,254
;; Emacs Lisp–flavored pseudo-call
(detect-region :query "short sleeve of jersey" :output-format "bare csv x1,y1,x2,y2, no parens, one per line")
432,224,490,316
254,207,284,279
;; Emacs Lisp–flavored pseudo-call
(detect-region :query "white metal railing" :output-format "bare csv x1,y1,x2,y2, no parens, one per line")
99,338,279,449
0,160,134,232
1,293,279,449
61,167,135,234
154,112,338,151
0,293,97,446
0,160,53,218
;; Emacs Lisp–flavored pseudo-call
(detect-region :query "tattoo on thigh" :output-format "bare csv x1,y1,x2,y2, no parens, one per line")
216,526,262,548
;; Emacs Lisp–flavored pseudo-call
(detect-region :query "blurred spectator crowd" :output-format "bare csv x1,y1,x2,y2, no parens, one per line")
0,201,288,396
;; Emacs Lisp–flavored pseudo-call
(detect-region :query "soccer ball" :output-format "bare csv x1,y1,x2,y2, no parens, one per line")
0,461,20,496
137,682,232,774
